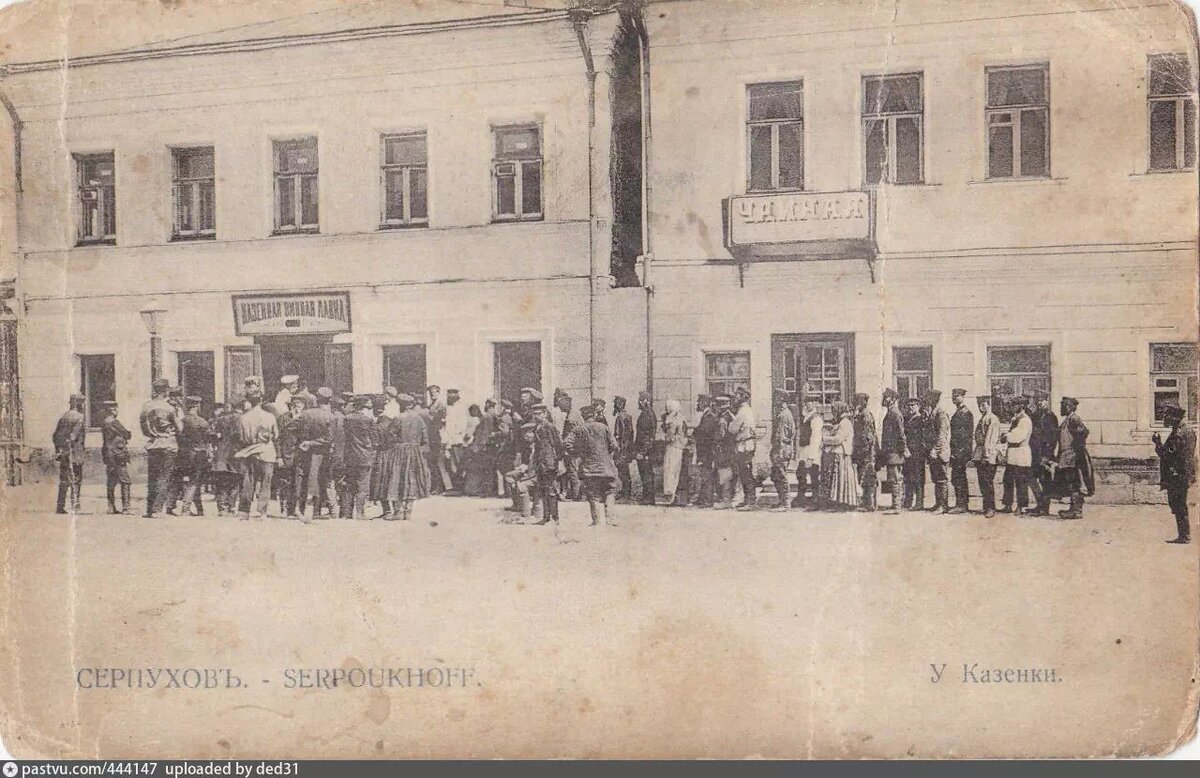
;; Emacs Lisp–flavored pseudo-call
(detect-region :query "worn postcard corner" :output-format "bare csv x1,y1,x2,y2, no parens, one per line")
0,0,1198,761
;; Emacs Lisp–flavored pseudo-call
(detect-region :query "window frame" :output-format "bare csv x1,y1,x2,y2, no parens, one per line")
892,345,934,404
379,132,430,229
171,146,216,241
491,124,543,223
79,353,116,429
984,63,1051,180
1147,53,1197,172
1150,342,1198,425
74,152,117,246
272,137,320,235
861,72,925,186
704,350,751,400
987,344,1052,421
745,80,805,193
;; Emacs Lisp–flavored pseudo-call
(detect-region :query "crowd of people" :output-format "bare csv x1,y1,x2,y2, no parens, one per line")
47,375,1194,543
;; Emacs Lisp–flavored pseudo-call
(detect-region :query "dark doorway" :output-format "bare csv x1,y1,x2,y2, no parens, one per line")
257,336,353,398
177,351,216,419
493,341,541,405
383,344,427,399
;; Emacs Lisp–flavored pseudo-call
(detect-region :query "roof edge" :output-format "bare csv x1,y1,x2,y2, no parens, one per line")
1,7,585,75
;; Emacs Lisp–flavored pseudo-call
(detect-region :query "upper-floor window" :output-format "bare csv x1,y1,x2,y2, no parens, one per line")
381,133,429,228
273,138,319,234
746,81,804,191
75,153,116,245
492,125,542,222
172,147,215,240
863,73,923,185
1149,53,1196,171
986,64,1050,179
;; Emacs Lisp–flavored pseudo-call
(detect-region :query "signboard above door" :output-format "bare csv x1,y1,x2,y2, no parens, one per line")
725,191,872,247
232,292,352,336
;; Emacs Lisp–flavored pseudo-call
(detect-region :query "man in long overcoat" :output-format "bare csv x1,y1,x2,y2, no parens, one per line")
1154,402,1195,544
53,393,88,514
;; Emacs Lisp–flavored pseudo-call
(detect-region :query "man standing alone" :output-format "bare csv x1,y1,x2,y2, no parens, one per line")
140,377,180,518
1154,402,1195,544
52,393,88,514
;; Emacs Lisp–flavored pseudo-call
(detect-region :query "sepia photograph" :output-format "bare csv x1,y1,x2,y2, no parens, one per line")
0,0,1197,761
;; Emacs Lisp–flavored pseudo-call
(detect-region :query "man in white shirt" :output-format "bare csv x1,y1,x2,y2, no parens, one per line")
443,388,469,492
729,387,759,510
381,386,401,419
972,395,1002,517
274,375,298,411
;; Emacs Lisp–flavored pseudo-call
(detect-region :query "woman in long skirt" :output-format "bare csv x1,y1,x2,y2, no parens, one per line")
660,400,688,503
381,394,431,521
821,401,860,510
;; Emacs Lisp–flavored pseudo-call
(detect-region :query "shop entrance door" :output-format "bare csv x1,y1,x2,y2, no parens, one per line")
256,335,353,398
771,333,855,416
493,341,542,405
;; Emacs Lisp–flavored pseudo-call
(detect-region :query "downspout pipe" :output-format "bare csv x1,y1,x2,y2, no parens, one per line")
631,8,653,394
571,8,599,401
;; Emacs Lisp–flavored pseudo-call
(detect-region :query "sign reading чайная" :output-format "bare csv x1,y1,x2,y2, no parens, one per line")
727,191,871,247
232,292,352,336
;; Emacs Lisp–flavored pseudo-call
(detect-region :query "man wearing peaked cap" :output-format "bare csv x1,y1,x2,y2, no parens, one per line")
1154,401,1194,544
100,399,133,514
634,390,657,504
294,386,338,522
923,389,951,514
1056,396,1092,519
275,375,298,411
948,388,974,514
52,392,88,514
611,395,635,501
141,375,181,517
176,394,212,516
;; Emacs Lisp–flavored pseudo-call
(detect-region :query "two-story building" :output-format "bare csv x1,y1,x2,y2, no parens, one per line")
0,0,648,457
639,0,1198,499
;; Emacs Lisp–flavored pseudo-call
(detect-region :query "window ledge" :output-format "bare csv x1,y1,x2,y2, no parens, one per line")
269,230,321,238
863,182,941,189
1130,169,1196,179
170,234,217,243
967,176,1066,187
73,240,117,248
491,217,545,224
378,223,430,231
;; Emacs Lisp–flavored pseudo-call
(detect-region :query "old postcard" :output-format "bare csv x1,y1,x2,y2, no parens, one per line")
0,0,1197,760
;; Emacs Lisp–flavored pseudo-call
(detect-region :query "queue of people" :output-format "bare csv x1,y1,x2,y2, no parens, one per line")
47,377,1195,543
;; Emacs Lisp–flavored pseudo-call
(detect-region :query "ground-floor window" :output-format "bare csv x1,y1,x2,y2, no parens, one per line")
493,341,542,406
988,344,1050,420
705,351,751,399
892,345,933,403
1151,342,1198,425
772,333,854,415
177,351,215,418
383,344,428,400
79,354,115,428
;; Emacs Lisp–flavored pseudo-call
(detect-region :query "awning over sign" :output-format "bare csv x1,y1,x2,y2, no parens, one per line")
722,190,879,282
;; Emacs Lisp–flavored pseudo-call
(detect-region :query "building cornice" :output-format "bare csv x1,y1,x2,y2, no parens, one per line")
0,9,579,75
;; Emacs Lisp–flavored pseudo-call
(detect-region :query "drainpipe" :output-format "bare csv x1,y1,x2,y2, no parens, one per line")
571,8,599,401
632,9,653,394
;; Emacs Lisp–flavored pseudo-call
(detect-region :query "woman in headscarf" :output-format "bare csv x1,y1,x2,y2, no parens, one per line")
378,393,431,520
660,399,688,504
820,401,859,510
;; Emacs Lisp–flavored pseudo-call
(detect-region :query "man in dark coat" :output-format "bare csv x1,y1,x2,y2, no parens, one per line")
425,384,448,494
275,397,306,517
1056,397,1092,519
851,392,878,512
100,400,132,514
612,396,636,502
564,404,620,527
691,395,718,508
902,396,928,510
1154,402,1195,544
634,391,657,505
342,395,383,520
879,388,908,514
176,396,212,516
53,393,88,514
139,377,180,518
296,387,336,521
209,402,243,516
1028,391,1059,516
948,388,975,514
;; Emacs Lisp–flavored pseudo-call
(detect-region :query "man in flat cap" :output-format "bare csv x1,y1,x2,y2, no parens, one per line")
529,403,564,524
902,395,929,510
1028,391,1059,516
100,400,132,514
972,395,1002,517
140,377,181,517
52,393,88,514
176,395,212,516
730,387,759,511
879,388,908,514
275,396,307,518
424,384,448,494
274,376,298,413
296,386,337,522
1154,401,1195,544
564,404,621,526
691,394,718,508
769,391,796,511
443,388,469,493
634,390,657,505
612,395,636,502
850,392,878,512
1056,397,1091,519
948,388,974,514
924,389,951,514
